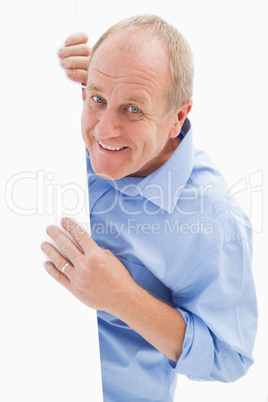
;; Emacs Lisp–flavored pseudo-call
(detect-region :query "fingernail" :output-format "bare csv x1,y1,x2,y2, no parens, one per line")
41,242,47,250
65,40,70,46
46,226,53,234
60,59,66,67
67,69,74,77
58,49,63,58
61,217,68,226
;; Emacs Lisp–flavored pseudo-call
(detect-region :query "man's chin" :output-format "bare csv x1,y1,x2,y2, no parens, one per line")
97,172,124,181
91,164,126,181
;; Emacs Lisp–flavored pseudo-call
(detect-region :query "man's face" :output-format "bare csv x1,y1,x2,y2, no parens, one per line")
81,33,180,180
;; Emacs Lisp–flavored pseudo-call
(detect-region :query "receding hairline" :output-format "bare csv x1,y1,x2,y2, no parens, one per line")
88,24,167,69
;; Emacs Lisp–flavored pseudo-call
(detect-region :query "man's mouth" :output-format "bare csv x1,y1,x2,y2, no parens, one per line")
98,141,125,151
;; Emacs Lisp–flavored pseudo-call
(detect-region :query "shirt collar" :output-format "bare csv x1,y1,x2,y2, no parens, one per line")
107,118,194,213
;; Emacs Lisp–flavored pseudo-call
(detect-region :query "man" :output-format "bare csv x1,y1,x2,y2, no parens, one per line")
42,15,257,401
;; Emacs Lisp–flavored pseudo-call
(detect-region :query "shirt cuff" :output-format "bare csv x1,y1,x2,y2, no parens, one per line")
169,308,214,380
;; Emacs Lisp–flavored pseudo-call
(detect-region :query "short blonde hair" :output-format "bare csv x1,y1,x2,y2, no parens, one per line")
89,14,194,114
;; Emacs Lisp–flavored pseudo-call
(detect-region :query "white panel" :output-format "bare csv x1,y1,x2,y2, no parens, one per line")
1,1,102,401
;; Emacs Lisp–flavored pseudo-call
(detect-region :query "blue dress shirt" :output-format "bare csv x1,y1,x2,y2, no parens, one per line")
86,119,257,401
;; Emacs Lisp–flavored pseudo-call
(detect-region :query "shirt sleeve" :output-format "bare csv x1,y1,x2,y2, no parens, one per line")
170,238,258,382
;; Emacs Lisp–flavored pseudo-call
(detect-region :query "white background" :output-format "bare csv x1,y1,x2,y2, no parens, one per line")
1,0,267,401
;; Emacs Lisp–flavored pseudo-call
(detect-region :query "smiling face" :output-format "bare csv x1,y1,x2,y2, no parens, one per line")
81,31,186,180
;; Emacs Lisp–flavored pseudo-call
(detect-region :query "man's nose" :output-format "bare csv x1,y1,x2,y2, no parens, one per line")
95,108,121,139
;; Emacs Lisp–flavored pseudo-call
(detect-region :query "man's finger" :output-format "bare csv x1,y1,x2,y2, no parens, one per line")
44,260,71,288
41,240,74,278
45,225,83,264
58,44,90,59
65,32,88,46
60,56,89,71
61,217,96,252
66,69,88,85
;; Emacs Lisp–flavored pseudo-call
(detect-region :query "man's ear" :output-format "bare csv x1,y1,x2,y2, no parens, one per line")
169,101,193,139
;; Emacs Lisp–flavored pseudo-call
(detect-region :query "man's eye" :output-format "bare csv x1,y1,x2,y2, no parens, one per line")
127,106,141,114
92,96,104,103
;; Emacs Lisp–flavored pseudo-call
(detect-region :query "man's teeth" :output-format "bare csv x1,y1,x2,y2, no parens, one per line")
98,141,124,151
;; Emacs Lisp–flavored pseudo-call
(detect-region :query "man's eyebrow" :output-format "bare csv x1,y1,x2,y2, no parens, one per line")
86,86,146,106
87,83,102,92
125,96,146,106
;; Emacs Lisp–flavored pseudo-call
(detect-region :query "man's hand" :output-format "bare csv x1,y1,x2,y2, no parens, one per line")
41,217,186,362
41,217,135,313
58,32,90,86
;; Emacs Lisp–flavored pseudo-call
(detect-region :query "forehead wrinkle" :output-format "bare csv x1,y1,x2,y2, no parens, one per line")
88,76,157,102
91,66,119,80
89,61,163,107
91,61,160,89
